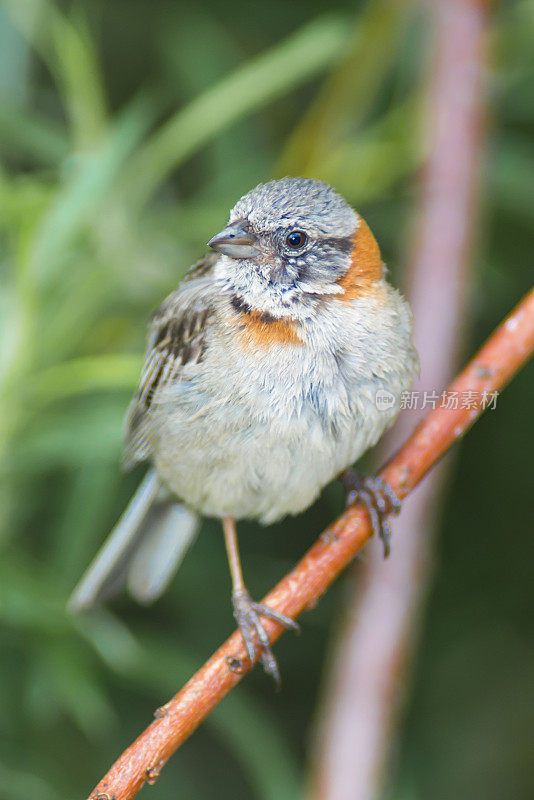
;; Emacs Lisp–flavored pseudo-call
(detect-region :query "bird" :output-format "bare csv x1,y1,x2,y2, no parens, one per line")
69,177,419,682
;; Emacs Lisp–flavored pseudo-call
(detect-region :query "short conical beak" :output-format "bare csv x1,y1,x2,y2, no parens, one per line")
207,220,259,259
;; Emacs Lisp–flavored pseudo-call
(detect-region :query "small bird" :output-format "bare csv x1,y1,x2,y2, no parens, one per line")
69,178,418,681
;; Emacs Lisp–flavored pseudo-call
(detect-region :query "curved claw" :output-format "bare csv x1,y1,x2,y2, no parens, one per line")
232,590,299,684
340,469,401,558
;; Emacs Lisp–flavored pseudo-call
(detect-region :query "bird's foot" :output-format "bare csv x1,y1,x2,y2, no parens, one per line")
232,588,299,685
340,468,401,558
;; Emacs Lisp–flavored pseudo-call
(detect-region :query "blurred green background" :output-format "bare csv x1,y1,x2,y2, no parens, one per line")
0,1,533,798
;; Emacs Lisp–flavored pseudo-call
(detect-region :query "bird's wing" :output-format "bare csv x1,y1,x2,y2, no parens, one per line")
123,254,218,469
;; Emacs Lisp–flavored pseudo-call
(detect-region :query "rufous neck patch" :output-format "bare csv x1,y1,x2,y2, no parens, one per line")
235,309,302,348
337,218,383,300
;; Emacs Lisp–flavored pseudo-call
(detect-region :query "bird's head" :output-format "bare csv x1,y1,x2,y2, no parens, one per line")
208,177,384,319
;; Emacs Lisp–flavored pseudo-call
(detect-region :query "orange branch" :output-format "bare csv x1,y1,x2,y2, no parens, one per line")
89,288,534,800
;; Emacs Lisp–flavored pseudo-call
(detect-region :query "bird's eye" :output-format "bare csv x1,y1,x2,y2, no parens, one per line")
285,230,307,249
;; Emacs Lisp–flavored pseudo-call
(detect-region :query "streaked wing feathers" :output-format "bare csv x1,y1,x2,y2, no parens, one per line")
123,254,217,469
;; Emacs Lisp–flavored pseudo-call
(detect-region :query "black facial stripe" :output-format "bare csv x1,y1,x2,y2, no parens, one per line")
230,293,278,324
320,236,354,255
255,310,277,323
230,294,252,314
295,262,308,282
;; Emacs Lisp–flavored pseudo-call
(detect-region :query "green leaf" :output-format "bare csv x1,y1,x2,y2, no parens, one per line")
49,4,107,148
1,0,107,148
27,354,141,406
277,0,414,175
122,15,351,209
313,98,422,203
25,95,153,287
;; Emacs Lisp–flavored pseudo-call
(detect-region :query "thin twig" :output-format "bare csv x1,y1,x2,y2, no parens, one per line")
89,288,534,800
310,1,490,797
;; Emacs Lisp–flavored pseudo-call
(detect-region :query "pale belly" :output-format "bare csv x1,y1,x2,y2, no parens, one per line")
149,391,390,524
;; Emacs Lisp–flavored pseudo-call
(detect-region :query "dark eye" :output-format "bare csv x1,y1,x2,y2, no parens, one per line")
285,230,307,249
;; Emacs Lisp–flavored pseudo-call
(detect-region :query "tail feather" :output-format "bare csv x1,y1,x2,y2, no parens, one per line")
68,470,199,612
127,503,199,604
